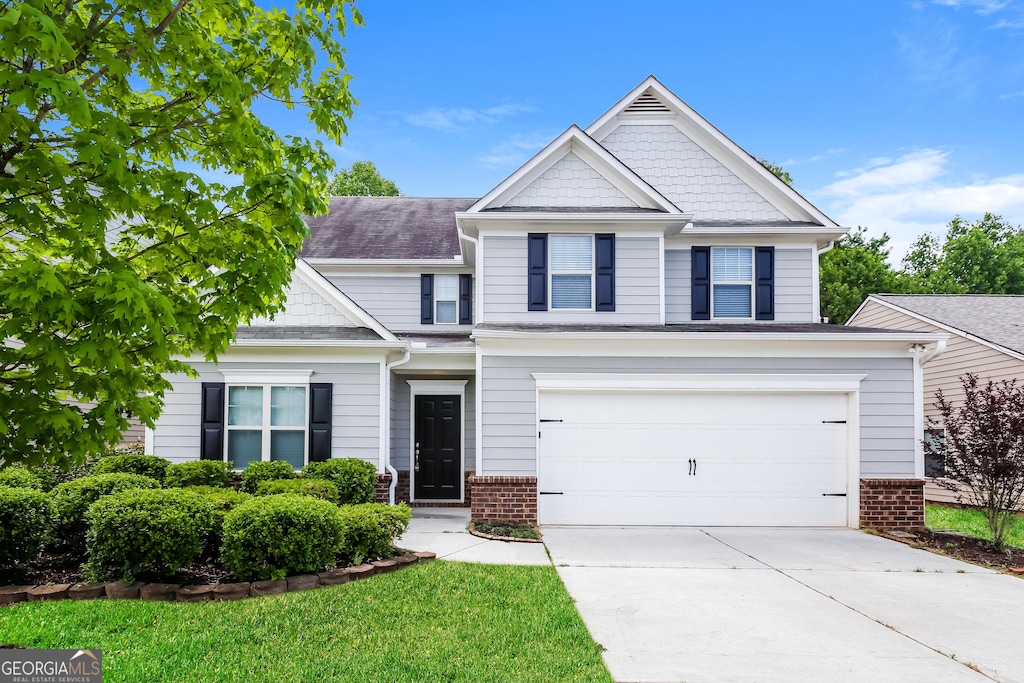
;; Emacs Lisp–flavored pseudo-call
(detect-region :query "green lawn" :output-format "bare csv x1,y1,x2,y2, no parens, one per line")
926,504,1024,548
0,562,612,683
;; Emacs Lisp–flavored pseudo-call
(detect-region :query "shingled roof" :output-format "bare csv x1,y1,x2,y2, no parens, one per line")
874,295,1024,356
301,196,476,260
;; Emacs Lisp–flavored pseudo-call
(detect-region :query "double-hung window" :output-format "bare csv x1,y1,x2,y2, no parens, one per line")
711,247,753,318
550,235,593,310
226,384,307,470
924,428,946,478
434,275,459,324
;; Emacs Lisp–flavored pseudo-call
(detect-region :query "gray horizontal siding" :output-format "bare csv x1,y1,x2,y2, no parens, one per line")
328,274,474,333
774,249,814,322
482,235,661,323
665,247,813,323
665,249,691,323
391,375,476,472
152,361,382,466
480,356,915,477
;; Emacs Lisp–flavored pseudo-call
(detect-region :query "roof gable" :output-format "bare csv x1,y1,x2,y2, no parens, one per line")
586,77,838,227
247,260,398,342
866,295,1024,358
468,125,680,214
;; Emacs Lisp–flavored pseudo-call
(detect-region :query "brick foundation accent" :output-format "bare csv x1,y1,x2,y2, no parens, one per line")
376,471,472,507
860,478,925,531
468,475,537,524
374,473,392,504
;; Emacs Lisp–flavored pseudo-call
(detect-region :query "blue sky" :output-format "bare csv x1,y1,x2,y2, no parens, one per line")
275,0,1024,261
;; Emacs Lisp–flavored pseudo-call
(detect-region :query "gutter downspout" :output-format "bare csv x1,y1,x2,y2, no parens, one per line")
919,339,946,365
909,340,947,480
384,346,412,505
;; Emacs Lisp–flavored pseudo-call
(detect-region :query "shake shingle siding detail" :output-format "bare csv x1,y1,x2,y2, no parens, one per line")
479,356,915,477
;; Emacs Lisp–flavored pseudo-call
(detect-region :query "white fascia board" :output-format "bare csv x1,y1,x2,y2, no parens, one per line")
457,212,693,239
471,327,946,344
467,125,680,214
532,372,866,393
853,296,1024,363
682,225,848,250
230,339,407,348
398,353,475,373
191,345,398,364
294,260,399,342
667,235,822,249
473,333,947,359
584,76,839,228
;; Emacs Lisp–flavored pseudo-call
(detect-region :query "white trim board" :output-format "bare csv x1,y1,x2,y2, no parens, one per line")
293,259,399,342
407,379,468,504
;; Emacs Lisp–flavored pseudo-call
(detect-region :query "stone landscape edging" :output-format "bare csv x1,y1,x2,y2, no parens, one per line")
0,551,436,607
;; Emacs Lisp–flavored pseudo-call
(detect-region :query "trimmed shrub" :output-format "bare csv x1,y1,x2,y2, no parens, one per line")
92,454,171,482
240,460,295,494
256,478,339,503
0,488,53,573
164,460,234,488
302,458,377,505
85,488,214,582
184,486,253,553
337,503,411,565
50,473,161,550
0,466,45,491
221,495,345,581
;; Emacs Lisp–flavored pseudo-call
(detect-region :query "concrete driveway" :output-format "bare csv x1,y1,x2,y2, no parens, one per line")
544,527,1024,683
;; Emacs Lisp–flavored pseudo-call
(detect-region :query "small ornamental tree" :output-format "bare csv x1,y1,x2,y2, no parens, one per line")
926,374,1024,547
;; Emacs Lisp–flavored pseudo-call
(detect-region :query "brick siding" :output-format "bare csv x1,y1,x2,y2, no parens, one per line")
468,475,537,524
860,478,925,531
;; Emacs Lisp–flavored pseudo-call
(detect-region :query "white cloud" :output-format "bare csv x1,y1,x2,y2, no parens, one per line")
780,148,846,167
405,104,535,131
1000,89,1024,98
813,149,1024,260
932,0,1010,14
476,132,555,168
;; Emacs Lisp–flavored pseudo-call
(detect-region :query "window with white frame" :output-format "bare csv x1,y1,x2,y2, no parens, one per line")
550,235,593,309
226,385,307,470
434,274,459,324
712,247,753,318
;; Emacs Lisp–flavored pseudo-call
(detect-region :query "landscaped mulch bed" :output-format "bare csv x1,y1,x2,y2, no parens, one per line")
880,529,1024,574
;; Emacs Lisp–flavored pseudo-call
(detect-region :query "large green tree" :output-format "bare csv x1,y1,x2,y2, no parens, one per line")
902,213,1024,294
819,227,901,324
0,0,362,467
327,160,401,196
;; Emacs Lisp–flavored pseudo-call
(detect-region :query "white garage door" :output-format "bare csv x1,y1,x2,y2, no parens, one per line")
537,390,850,526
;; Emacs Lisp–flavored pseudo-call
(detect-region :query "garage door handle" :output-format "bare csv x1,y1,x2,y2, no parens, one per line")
822,493,847,497
539,491,564,495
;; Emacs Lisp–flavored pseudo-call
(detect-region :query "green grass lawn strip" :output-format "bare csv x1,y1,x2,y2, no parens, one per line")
0,562,611,682
926,505,1024,548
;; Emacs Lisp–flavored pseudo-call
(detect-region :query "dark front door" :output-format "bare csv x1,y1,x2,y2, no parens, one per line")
414,395,461,499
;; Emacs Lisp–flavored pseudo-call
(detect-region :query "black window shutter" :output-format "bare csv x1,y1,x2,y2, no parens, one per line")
420,274,434,325
755,246,775,321
527,233,548,311
691,247,711,320
308,383,332,463
459,274,473,325
200,382,225,461
595,233,615,312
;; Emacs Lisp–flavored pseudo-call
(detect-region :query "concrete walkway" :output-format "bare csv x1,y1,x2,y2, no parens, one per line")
398,507,549,565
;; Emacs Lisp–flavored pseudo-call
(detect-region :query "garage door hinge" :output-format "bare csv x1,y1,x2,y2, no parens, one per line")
822,420,847,424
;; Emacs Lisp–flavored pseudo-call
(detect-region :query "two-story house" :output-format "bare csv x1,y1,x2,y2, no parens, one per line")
148,77,945,531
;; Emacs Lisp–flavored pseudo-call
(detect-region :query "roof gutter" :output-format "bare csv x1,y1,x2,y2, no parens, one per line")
383,346,412,505
471,328,948,344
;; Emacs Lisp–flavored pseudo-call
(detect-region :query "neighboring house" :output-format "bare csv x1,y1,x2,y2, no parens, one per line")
847,294,1024,504
148,77,945,531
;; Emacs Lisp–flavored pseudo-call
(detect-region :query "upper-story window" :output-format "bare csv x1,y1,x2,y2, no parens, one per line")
712,247,753,319
550,235,593,310
434,275,459,324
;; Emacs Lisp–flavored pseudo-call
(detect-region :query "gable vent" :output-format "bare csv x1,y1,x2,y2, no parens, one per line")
624,92,671,114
